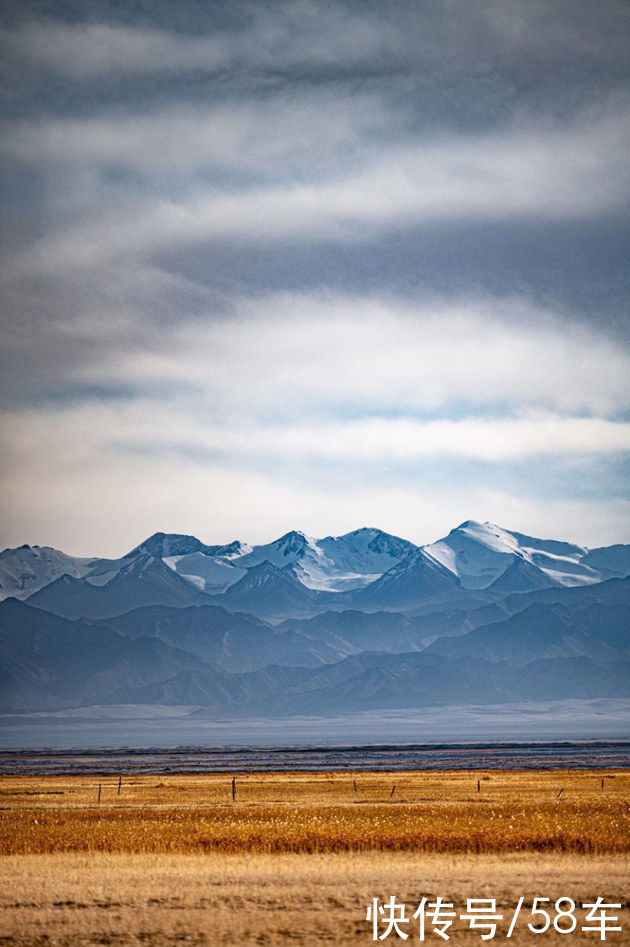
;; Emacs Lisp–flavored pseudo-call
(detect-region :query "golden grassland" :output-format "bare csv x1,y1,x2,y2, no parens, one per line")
0,770,628,943
0,769,628,855
0,851,629,944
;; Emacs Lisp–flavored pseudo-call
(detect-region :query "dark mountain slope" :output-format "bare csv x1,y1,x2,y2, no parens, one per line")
425,600,630,666
27,554,207,620
0,598,320,712
278,608,432,653
100,602,346,671
208,561,329,619
0,599,204,709
485,556,558,594
406,575,630,638
352,549,464,610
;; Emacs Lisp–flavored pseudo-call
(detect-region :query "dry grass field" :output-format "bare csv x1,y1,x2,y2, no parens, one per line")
1,770,627,855
0,770,628,943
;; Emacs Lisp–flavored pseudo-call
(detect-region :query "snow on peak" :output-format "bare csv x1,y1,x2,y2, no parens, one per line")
229,527,414,592
125,532,211,559
213,540,252,560
0,544,97,601
6,522,623,605
276,530,315,551
426,521,601,590
235,531,313,571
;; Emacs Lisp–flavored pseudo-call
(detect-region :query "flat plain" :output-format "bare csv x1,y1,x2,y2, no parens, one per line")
0,770,628,943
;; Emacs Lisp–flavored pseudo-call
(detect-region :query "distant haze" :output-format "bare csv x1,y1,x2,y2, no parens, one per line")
1,521,628,741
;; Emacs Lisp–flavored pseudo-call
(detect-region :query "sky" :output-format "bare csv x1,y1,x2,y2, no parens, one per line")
0,0,629,557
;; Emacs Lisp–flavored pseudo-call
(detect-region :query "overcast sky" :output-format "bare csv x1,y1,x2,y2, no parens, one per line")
1,0,629,556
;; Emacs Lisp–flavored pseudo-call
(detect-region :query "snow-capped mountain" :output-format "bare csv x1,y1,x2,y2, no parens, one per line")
315,528,417,589
162,551,247,593
424,520,605,591
123,532,221,560
183,522,630,598
2,524,629,720
232,530,314,575
27,552,207,620
81,533,252,593
0,544,97,601
216,560,321,617
3,523,630,615
234,527,416,591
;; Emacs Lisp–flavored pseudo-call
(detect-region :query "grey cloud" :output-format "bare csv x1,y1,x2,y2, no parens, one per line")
1,91,389,178
5,107,628,288
2,1,628,143
1,0,628,550
3,289,628,417
4,1,629,82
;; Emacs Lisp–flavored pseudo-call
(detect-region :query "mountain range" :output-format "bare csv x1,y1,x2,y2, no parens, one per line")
4,521,629,614
0,520,628,718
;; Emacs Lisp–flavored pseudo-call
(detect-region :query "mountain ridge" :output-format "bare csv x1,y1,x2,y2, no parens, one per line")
0,521,627,623
1,578,628,714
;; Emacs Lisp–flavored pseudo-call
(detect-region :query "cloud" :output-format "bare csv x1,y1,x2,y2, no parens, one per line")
1,1,628,556
5,104,628,288
4,1,628,81
2,314,629,555
2,287,629,415
140,414,630,462
1,404,628,557
2,92,387,176
79,292,630,417
5,401,629,466
0,6,390,80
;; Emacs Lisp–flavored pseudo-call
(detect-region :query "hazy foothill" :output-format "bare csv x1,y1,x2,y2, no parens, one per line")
0,520,628,739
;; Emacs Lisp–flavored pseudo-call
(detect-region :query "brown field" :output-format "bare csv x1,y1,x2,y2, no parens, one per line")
1,769,628,855
0,770,628,943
